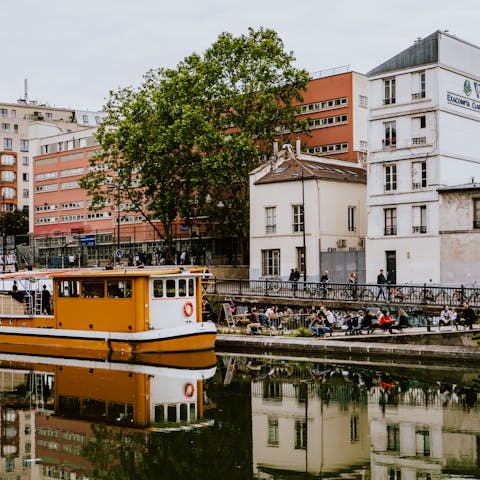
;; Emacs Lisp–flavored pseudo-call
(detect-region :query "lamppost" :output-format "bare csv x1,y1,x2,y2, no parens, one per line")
1,195,5,274
301,164,307,282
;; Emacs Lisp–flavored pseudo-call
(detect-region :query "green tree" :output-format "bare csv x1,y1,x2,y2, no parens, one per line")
2,209,28,237
80,27,309,263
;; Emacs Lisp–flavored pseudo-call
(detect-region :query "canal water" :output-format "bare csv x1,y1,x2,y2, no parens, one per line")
0,352,479,479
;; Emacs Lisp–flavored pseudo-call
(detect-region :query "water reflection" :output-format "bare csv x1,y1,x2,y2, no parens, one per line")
0,353,479,479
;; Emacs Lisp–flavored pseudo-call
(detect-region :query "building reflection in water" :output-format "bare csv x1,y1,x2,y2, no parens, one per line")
242,357,480,479
0,351,216,479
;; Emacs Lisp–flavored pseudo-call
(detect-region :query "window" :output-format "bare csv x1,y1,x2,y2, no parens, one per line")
36,171,58,181
1,171,15,182
22,172,28,181
10,109,15,119
348,206,356,231
306,142,348,155
45,112,52,120
1,154,15,166
350,415,359,443
383,78,396,104
22,156,29,166
383,121,396,147
1,123,9,132
384,208,397,235
265,207,276,234
416,428,430,456
359,140,367,151
60,181,79,190
153,280,164,298
20,139,29,151
268,417,279,446
473,199,480,229
262,249,280,276
41,144,50,154
419,115,426,128
23,188,29,198
359,95,368,107
58,142,64,152
57,280,80,297
0,109,7,118
67,139,75,150
412,161,427,189
384,165,397,191
292,205,304,232
107,280,132,298
295,419,307,449
296,246,305,274
387,425,400,451
412,205,427,233
297,96,347,114
82,281,105,298
82,114,89,123
3,138,12,150
412,71,426,100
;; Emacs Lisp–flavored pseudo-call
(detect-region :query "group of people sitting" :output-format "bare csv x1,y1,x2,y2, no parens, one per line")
438,302,476,330
246,305,294,334
340,308,410,335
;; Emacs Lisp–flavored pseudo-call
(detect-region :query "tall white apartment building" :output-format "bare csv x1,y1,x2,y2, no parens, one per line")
366,31,480,284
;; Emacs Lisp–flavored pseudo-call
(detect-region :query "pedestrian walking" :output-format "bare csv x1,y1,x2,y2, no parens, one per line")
376,269,388,302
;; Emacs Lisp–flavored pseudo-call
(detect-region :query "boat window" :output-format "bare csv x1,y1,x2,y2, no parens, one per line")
188,279,194,296
178,279,187,297
153,280,163,298
57,280,80,297
166,279,176,297
107,280,132,298
82,281,105,298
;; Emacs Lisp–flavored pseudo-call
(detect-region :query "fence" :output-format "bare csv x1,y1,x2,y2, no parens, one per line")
205,279,480,308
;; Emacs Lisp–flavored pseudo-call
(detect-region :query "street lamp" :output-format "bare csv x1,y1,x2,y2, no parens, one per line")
301,164,306,282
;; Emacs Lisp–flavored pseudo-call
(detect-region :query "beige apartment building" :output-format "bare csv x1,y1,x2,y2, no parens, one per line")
0,99,103,216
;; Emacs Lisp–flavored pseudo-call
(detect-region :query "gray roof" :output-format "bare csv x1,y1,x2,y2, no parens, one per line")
368,31,439,77
437,183,480,193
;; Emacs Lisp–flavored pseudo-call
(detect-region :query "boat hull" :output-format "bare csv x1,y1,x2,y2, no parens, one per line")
0,322,217,355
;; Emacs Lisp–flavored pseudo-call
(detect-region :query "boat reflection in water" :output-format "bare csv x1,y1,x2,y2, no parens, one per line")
0,350,216,479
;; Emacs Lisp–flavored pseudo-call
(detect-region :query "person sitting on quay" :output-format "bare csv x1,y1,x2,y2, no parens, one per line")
396,308,410,331
246,307,261,335
379,309,395,333
438,305,451,329
309,316,330,337
460,302,477,330
320,305,336,332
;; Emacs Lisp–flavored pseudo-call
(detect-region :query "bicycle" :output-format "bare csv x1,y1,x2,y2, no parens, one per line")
264,276,282,294
305,282,331,299
341,284,374,302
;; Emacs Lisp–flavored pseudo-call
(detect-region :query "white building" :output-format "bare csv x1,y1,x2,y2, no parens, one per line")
366,31,480,284
249,142,367,282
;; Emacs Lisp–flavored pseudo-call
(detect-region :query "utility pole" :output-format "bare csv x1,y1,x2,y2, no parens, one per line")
301,164,307,282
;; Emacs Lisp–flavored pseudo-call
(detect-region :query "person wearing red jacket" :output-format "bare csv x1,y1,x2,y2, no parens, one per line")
379,309,394,333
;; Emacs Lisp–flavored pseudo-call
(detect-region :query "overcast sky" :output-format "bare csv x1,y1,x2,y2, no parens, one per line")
3,0,479,111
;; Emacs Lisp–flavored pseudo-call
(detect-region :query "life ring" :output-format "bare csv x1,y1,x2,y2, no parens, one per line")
183,301,194,317
184,383,195,398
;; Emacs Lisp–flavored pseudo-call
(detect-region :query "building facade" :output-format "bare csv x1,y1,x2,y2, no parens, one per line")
249,142,367,282
366,31,480,284
294,68,368,163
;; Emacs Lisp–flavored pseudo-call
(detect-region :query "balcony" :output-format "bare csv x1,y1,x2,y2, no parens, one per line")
384,227,397,236
412,137,426,145
412,182,426,190
265,225,276,234
412,226,427,234
412,91,426,100
383,98,396,105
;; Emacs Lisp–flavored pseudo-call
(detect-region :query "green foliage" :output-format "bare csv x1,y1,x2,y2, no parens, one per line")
80,27,308,261
1,210,28,237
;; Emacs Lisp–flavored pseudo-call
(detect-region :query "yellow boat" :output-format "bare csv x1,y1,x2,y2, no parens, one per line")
0,267,216,355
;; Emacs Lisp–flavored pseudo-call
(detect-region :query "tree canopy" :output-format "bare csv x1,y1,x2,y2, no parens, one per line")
80,27,309,262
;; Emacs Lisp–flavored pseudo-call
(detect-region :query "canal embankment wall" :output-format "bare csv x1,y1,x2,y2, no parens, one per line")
215,330,480,366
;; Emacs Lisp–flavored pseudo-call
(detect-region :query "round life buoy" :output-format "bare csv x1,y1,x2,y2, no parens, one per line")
183,301,194,317
184,383,195,398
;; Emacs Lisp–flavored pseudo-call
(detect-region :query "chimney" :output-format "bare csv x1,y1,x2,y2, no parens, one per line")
295,138,301,155
273,140,279,157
